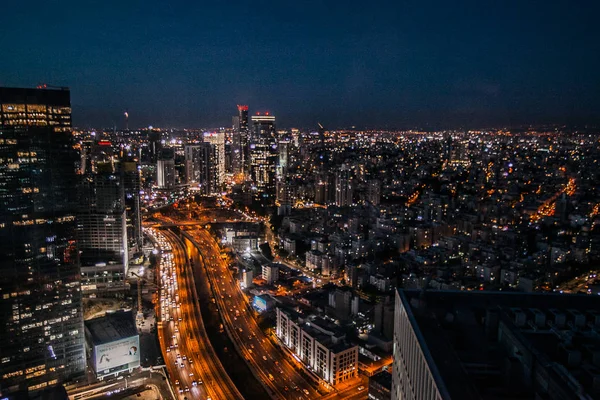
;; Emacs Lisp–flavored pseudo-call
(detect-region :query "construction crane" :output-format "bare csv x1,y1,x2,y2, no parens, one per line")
130,271,146,323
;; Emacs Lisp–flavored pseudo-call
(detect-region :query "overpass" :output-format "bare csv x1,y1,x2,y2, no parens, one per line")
144,219,257,228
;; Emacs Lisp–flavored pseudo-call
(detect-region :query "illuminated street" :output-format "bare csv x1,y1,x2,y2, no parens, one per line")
2,3,600,399
183,227,322,399
147,227,243,400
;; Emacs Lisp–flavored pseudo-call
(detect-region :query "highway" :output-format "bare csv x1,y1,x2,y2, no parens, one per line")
183,227,322,400
147,227,243,400
556,270,600,294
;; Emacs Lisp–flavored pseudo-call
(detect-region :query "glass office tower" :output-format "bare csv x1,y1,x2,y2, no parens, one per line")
250,113,277,202
0,87,85,397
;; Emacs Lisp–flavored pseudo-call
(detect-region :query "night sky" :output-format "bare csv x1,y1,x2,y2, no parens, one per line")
2,0,599,129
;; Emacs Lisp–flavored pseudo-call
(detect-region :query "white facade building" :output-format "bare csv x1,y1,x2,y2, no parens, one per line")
241,269,253,289
262,264,279,285
391,290,446,400
276,308,358,386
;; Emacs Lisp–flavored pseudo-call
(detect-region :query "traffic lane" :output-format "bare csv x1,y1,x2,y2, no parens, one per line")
201,244,310,391
171,233,242,400
171,241,226,399
195,235,307,393
189,238,290,399
159,233,208,399
191,230,316,399
185,243,264,398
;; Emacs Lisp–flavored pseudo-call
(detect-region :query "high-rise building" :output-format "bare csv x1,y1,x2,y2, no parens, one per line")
156,148,175,189
335,165,354,207
77,166,129,292
147,130,162,164
276,139,292,215
203,131,225,190
277,139,290,177
250,113,277,201
232,105,248,175
185,143,217,195
315,172,333,205
185,144,202,185
0,87,86,396
119,157,142,250
367,179,381,205
276,179,294,216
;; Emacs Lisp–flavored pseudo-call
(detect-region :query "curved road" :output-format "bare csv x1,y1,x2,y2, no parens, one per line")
149,227,243,400
183,228,321,400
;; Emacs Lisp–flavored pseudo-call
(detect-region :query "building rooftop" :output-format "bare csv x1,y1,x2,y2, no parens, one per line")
0,86,70,105
370,370,393,390
399,289,600,400
85,310,138,346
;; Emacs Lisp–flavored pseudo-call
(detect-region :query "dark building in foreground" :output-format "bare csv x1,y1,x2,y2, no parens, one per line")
369,370,392,400
392,289,600,400
0,87,85,397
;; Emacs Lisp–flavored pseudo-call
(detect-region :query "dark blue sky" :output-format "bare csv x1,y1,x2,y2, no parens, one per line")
2,0,599,129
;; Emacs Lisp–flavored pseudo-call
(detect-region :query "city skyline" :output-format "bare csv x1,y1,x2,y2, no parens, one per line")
2,84,600,399
2,0,599,129
2,0,600,399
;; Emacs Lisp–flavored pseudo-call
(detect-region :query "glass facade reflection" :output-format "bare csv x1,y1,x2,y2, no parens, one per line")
0,87,85,396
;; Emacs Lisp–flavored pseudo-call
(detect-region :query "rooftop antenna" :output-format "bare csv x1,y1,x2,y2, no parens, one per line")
124,110,129,131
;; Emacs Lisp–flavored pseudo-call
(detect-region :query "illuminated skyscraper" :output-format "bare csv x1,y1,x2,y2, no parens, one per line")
0,87,85,396
156,148,175,189
315,172,333,205
250,113,277,201
232,105,248,175
335,165,354,207
185,144,202,185
185,142,217,195
204,131,225,190
119,157,142,249
77,163,129,292
147,130,162,164
277,139,290,178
